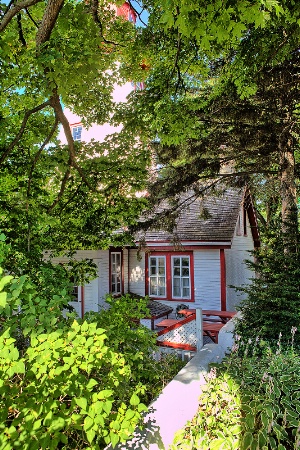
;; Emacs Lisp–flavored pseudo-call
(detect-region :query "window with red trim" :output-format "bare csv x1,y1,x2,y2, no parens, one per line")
147,252,194,301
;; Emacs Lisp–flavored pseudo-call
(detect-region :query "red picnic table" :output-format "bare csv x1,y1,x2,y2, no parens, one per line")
202,309,236,323
178,309,236,323
177,308,237,343
156,319,181,328
202,321,225,343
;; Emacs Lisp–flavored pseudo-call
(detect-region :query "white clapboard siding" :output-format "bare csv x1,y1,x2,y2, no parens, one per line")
194,249,221,310
225,212,255,310
45,250,99,317
128,250,145,296
83,277,99,313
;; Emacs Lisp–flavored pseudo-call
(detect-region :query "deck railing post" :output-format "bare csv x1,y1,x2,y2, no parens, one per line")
196,308,203,351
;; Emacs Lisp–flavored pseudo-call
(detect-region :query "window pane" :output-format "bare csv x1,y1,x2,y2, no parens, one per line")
158,257,165,267
182,287,190,297
111,252,122,294
159,286,166,296
172,256,191,299
149,256,166,297
150,282,156,295
150,267,157,275
173,286,181,297
150,257,156,266
72,125,82,141
182,278,190,287
158,277,165,286
173,267,180,276
173,278,180,288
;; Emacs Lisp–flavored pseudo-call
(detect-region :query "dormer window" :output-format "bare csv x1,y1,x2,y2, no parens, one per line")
71,125,82,142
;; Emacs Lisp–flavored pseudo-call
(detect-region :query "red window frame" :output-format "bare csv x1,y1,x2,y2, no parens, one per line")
145,251,194,302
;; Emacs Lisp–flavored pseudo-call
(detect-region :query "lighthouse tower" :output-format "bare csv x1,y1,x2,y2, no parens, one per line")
59,2,138,145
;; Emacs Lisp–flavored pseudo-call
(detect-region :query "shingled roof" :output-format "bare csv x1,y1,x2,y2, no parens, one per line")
135,187,246,244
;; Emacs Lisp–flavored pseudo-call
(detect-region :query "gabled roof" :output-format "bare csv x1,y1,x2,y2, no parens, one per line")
135,187,259,246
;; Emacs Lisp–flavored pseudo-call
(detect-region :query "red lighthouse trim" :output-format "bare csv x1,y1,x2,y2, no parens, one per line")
116,2,137,23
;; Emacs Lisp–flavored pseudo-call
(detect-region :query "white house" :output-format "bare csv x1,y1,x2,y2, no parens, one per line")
47,186,259,319
54,2,260,321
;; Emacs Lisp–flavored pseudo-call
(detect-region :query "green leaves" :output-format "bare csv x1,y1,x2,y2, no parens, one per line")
172,344,300,450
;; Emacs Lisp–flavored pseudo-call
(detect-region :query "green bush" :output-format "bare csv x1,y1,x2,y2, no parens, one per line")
171,333,300,450
234,223,300,349
0,236,184,448
85,294,185,404
0,263,148,449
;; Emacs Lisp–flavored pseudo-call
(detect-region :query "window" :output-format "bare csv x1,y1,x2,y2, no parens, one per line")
111,252,122,295
147,253,193,301
149,256,166,297
72,125,82,142
172,256,190,298
69,275,79,302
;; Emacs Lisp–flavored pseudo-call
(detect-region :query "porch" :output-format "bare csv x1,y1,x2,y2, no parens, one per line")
140,303,237,358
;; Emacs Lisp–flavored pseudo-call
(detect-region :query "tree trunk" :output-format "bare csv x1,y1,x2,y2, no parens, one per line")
278,129,298,239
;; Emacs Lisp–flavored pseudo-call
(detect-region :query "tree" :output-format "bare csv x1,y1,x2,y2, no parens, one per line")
0,0,150,270
121,0,300,233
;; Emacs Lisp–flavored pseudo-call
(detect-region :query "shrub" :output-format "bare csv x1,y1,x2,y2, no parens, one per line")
234,223,300,349
85,294,185,404
171,332,300,450
0,237,149,449
0,237,184,448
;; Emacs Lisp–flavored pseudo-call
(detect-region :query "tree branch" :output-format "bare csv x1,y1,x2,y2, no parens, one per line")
0,100,51,165
0,0,42,33
49,91,95,191
47,164,72,213
90,0,122,46
36,0,64,49
127,0,148,27
17,13,26,46
26,117,59,201
25,7,39,29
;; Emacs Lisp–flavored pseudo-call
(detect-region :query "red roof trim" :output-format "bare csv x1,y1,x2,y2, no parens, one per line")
141,245,231,251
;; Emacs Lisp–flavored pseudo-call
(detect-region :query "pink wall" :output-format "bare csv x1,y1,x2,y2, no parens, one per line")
58,80,133,144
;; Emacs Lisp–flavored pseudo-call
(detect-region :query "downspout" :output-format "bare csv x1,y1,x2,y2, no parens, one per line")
220,249,226,310
81,286,84,318
127,247,130,293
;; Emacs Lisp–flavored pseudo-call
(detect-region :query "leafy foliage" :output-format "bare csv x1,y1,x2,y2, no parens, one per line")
0,0,150,271
0,237,184,448
85,293,185,404
235,217,300,347
171,334,300,450
122,0,300,233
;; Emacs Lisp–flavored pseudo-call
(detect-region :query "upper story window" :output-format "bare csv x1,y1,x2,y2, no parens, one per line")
71,125,82,142
110,251,122,295
147,253,193,301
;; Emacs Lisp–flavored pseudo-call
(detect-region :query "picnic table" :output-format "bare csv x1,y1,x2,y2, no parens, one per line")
156,319,181,328
202,321,225,343
177,308,236,343
178,309,236,323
